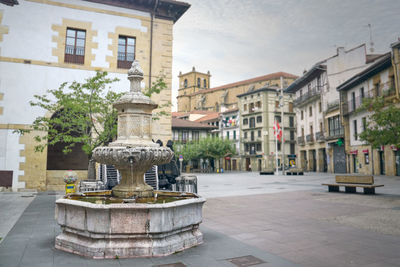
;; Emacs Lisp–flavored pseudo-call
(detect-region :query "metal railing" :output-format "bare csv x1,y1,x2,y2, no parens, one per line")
297,136,305,145
306,134,314,143
315,131,325,142
294,86,322,106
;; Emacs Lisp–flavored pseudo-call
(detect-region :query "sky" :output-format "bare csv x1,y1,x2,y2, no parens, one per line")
171,0,400,111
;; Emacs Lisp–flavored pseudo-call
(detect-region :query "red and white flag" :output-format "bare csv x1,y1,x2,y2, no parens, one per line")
273,120,282,142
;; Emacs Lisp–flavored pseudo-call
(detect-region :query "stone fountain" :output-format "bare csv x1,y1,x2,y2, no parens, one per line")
54,61,205,258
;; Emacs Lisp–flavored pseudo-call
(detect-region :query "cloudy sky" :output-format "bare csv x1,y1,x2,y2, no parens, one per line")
171,0,400,110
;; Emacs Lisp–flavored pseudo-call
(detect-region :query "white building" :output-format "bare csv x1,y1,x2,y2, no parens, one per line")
0,0,189,191
286,44,383,173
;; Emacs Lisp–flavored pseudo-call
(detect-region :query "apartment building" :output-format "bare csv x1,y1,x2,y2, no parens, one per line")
237,86,295,172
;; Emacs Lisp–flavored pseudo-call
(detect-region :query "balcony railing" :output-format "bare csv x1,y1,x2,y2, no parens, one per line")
297,136,305,145
326,100,340,112
306,134,314,143
315,131,325,142
342,82,397,115
294,86,321,107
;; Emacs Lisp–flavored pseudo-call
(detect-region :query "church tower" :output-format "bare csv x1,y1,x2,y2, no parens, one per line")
177,67,211,112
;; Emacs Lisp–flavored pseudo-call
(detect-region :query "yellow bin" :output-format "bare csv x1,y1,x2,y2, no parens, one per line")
65,183,76,194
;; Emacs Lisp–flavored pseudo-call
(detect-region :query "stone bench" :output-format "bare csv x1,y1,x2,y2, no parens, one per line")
322,175,384,194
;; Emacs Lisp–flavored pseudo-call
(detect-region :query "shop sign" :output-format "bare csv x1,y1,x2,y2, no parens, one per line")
349,150,358,155
362,149,369,154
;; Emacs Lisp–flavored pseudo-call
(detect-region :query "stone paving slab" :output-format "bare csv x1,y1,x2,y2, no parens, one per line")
0,192,35,243
0,193,298,267
202,190,400,267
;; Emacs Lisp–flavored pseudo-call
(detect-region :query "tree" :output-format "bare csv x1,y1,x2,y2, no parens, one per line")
174,137,236,169
16,71,169,180
357,96,400,148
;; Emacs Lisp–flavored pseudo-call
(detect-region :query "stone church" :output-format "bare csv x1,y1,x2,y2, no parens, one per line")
177,67,298,113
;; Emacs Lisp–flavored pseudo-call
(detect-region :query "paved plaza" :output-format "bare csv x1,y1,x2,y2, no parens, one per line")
1,172,400,266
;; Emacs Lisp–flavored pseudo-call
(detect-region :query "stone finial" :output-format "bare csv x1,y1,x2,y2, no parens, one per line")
128,60,144,93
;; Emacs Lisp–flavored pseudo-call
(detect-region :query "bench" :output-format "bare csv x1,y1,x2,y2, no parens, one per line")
322,175,384,194
285,168,304,175
260,168,274,175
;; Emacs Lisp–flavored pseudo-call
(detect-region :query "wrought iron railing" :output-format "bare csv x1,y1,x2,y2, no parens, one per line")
294,86,322,106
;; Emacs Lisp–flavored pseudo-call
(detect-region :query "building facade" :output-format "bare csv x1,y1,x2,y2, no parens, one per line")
219,108,240,171
238,86,295,172
0,0,189,191
338,51,400,176
286,44,382,173
177,70,297,113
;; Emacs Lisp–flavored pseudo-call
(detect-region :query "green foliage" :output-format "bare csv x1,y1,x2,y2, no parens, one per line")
357,96,400,148
15,71,171,162
174,137,236,162
144,76,171,120
16,71,121,158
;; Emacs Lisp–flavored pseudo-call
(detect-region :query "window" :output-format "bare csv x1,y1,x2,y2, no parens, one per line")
275,101,279,108
184,79,188,88
301,128,304,137
290,131,295,140
197,78,201,87
319,102,322,113
233,130,236,140
244,144,249,152
249,103,254,112
192,131,199,141
256,101,261,108
301,110,304,120
360,87,365,99
275,116,281,123
256,143,262,151
251,131,254,141
256,116,262,123
243,118,248,125
244,132,248,139
249,117,255,128
277,142,281,151
289,116,294,127
226,131,230,140
244,104,247,111
309,106,312,116
365,153,369,164
182,131,189,141
352,92,356,111
328,115,343,137
65,28,86,64
290,143,295,155
320,122,323,132
117,36,135,69
289,102,293,112
374,82,380,97
203,79,207,88
362,117,367,132
353,120,358,140
258,130,261,137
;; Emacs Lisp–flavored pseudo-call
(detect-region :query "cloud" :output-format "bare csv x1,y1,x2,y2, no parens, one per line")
171,0,400,110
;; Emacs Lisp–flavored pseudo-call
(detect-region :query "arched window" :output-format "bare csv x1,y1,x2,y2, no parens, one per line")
203,79,207,88
184,79,188,88
197,78,201,87
47,109,89,170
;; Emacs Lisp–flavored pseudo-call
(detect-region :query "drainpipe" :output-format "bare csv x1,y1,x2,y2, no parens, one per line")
280,76,285,174
149,0,159,87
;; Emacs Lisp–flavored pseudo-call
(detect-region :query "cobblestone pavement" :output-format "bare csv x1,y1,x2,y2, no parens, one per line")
1,172,399,266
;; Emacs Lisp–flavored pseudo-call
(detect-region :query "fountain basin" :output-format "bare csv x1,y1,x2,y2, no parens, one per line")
55,192,205,258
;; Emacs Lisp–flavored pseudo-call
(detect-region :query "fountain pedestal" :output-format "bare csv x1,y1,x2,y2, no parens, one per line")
54,61,206,258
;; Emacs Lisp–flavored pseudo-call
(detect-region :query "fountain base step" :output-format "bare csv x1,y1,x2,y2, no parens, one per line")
55,227,203,258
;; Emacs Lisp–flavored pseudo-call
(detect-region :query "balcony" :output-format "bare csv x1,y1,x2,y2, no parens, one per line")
306,134,314,143
294,86,321,107
297,136,305,146
315,131,325,142
326,128,344,141
326,100,340,113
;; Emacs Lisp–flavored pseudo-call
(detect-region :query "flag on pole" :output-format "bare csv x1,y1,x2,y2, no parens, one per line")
273,120,282,142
